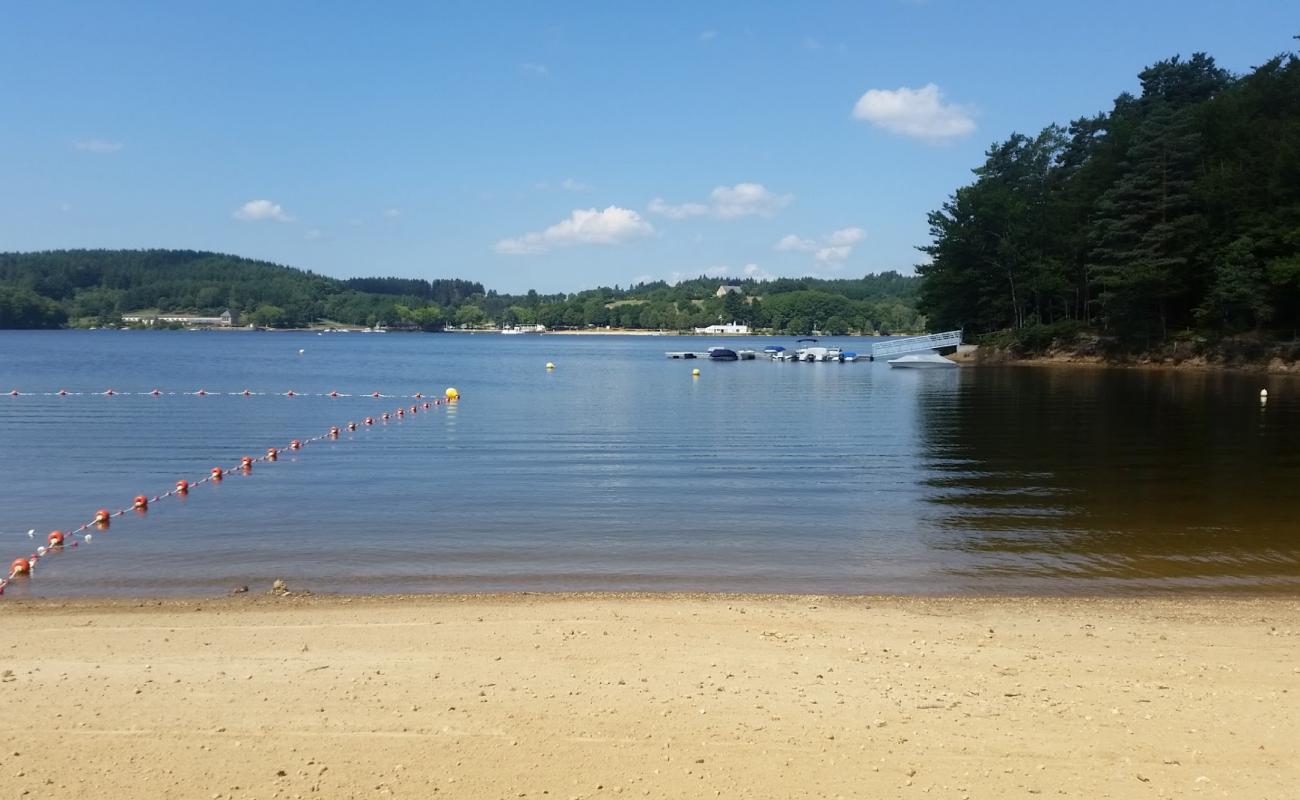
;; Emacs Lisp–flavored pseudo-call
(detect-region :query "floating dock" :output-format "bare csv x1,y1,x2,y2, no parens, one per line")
665,351,757,360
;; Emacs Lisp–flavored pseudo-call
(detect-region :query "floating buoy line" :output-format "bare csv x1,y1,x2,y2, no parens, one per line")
0,388,461,596
6,388,443,398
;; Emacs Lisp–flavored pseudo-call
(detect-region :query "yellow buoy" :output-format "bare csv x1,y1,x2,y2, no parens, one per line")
444,387,459,400
692,368,700,377
546,362,555,370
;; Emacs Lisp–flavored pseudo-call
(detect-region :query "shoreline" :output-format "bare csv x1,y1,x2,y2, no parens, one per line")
3,591,1296,797
966,344,1300,374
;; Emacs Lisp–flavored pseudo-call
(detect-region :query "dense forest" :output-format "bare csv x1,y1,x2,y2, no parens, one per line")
0,249,924,334
918,47,1300,351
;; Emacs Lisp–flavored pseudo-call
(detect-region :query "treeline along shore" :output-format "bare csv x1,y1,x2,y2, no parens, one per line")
918,47,1300,366
0,249,924,336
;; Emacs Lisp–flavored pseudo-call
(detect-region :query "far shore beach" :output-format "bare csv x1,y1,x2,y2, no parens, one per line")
2,592,1295,798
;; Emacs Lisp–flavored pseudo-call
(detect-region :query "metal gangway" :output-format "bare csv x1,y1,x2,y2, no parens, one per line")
870,330,963,360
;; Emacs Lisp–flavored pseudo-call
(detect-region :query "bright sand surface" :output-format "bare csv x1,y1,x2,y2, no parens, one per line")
1,593,1297,799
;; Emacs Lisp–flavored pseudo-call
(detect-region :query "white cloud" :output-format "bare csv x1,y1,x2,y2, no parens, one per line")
775,226,866,263
73,138,123,154
304,228,323,240
802,36,822,50
775,234,817,252
383,208,401,218
743,263,774,280
816,246,852,263
649,182,792,220
520,62,549,76
851,83,975,143
233,199,294,222
826,227,865,246
494,206,654,255
560,178,592,192
59,203,73,212
698,30,718,42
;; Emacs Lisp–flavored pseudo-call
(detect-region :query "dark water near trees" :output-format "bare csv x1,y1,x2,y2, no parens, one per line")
1,330,1297,597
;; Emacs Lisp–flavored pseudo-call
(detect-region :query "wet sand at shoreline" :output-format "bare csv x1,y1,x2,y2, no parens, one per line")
1,592,1296,798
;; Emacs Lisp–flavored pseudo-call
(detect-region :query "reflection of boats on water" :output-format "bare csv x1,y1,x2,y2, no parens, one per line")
888,352,958,369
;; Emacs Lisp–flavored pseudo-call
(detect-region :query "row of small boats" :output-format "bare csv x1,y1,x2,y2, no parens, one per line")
761,343,859,362
683,338,957,368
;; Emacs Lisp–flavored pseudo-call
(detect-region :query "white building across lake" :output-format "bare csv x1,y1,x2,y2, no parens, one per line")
122,309,240,327
693,322,750,335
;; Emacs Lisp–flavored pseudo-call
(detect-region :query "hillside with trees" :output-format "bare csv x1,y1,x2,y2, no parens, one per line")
0,249,923,334
917,47,1300,356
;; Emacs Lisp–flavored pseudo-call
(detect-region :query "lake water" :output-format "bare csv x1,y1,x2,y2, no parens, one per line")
1,330,1298,597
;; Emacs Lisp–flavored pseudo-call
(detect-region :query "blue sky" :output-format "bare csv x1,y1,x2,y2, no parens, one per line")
2,1,1295,293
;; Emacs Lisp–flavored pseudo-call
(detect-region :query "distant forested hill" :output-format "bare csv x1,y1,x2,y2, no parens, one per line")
918,48,1300,350
0,249,924,334
0,249,404,329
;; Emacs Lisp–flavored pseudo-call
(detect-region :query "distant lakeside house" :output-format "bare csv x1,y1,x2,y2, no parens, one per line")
122,309,240,327
694,322,751,335
715,284,743,297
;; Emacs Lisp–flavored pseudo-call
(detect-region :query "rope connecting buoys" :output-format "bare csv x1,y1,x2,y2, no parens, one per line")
7,387,450,399
2,391,458,594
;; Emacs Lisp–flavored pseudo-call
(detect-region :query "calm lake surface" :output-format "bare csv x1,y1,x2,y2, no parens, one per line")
1,330,1298,597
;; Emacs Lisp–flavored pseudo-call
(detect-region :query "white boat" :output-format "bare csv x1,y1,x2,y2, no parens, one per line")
887,352,958,369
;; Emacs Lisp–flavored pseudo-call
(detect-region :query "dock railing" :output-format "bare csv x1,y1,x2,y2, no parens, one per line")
870,330,963,359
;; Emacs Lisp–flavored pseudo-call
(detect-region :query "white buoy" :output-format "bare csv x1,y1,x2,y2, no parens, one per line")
26,529,34,538
298,348,305,355
84,533,92,543
1260,388,1268,398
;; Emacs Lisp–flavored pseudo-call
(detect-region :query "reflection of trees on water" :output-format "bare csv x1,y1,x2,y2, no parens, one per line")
914,367,1300,590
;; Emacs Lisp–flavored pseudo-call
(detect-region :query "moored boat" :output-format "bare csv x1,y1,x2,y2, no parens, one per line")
887,352,958,369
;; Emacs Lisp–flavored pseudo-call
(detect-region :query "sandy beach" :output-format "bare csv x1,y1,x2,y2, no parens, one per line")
2,592,1296,798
